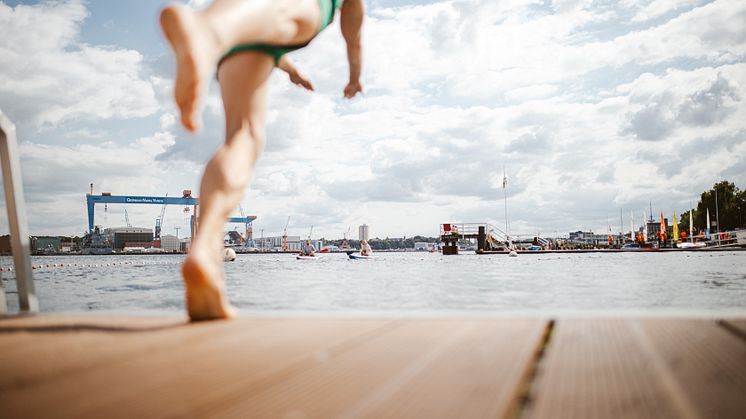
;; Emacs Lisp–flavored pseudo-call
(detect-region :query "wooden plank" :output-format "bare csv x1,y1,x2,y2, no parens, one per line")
0,316,254,391
208,318,546,419
638,319,746,419
0,317,395,419
525,319,683,419
526,319,746,419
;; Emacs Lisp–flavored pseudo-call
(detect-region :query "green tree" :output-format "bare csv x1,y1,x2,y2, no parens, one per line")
680,181,743,233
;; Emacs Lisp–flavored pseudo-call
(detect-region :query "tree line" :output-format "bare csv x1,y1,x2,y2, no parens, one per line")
677,180,746,233
325,235,439,250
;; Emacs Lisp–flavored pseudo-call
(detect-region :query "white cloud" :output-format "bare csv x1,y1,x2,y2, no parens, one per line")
1,0,745,238
0,0,158,129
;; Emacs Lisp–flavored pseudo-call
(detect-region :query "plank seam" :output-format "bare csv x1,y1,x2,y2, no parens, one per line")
717,320,746,344
0,323,186,333
507,319,555,419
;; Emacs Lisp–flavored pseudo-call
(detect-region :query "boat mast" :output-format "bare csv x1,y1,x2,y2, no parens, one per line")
715,185,720,234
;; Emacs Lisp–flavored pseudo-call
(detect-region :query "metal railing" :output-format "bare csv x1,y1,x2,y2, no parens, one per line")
0,110,38,313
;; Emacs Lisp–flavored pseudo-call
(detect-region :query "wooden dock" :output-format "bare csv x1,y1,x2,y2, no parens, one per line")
1,315,745,418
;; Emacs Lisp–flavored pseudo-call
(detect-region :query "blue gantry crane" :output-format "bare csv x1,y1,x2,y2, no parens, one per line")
86,188,256,239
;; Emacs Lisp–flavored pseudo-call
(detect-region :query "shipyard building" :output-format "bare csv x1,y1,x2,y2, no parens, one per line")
104,227,154,250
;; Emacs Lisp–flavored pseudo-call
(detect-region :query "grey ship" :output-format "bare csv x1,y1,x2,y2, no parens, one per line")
81,226,113,255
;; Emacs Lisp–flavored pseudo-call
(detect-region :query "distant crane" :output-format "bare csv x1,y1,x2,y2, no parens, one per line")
154,193,168,240
281,216,290,251
238,204,252,245
308,225,314,240
124,209,132,228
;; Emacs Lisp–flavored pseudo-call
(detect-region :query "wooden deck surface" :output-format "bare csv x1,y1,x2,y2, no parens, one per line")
1,315,745,418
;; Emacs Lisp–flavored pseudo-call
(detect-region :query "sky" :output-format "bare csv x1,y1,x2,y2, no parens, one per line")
1,0,745,240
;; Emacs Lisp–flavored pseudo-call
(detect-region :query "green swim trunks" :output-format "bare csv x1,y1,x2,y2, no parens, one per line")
219,0,343,66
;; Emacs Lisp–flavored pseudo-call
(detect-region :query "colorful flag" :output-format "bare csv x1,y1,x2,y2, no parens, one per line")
673,211,679,241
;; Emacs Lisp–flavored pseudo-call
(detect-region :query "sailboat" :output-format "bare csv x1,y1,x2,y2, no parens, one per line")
678,207,705,248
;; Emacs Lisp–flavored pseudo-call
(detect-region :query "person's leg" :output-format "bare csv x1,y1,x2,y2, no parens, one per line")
160,0,321,132
182,52,274,321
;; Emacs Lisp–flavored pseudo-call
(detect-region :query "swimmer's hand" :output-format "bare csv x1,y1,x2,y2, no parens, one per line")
344,80,363,99
278,56,314,92
289,71,314,92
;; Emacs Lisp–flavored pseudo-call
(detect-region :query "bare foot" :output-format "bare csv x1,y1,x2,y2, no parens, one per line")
160,4,219,132
182,250,236,321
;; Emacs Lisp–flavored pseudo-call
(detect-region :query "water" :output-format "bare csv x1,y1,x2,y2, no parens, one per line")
2,252,746,314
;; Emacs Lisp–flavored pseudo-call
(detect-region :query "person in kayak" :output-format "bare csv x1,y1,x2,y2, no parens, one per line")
159,0,365,321
360,239,372,256
300,239,317,257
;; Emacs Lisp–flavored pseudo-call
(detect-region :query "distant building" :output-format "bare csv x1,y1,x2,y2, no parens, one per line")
646,218,668,240
160,234,180,252
414,241,434,251
104,227,153,250
358,224,369,241
568,231,620,246
259,235,302,251
31,236,61,253
0,235,11,255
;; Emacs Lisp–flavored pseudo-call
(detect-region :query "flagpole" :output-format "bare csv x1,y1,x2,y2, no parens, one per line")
503,168,509,237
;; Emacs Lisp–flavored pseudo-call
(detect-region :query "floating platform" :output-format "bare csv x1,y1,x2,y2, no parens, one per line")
1,314,745,418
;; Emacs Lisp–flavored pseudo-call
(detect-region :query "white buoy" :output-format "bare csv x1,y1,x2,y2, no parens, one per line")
224,247,237,262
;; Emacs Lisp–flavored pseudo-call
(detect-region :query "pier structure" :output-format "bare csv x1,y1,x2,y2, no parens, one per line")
440,223,510,255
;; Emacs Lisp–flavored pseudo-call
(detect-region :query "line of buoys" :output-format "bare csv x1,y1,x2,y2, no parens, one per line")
1,260,184,272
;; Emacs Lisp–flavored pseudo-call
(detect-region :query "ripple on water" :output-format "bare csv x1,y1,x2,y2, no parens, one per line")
0,252,744,313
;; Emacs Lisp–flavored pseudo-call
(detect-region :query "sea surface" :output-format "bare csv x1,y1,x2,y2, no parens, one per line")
2,251,746,314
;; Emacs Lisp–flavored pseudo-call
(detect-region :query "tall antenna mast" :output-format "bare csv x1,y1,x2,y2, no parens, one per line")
503,167,509,236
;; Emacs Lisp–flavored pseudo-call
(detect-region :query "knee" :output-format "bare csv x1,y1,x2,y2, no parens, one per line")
226,118,265,161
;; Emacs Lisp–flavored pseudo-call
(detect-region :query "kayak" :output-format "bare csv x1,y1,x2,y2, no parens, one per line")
348,253,373,260
296,255,321,260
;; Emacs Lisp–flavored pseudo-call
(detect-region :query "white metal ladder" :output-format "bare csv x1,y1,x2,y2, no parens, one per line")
0,109,38,313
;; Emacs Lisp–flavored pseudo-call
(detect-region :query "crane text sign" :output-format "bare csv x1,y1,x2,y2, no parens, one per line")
125,197,165,204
